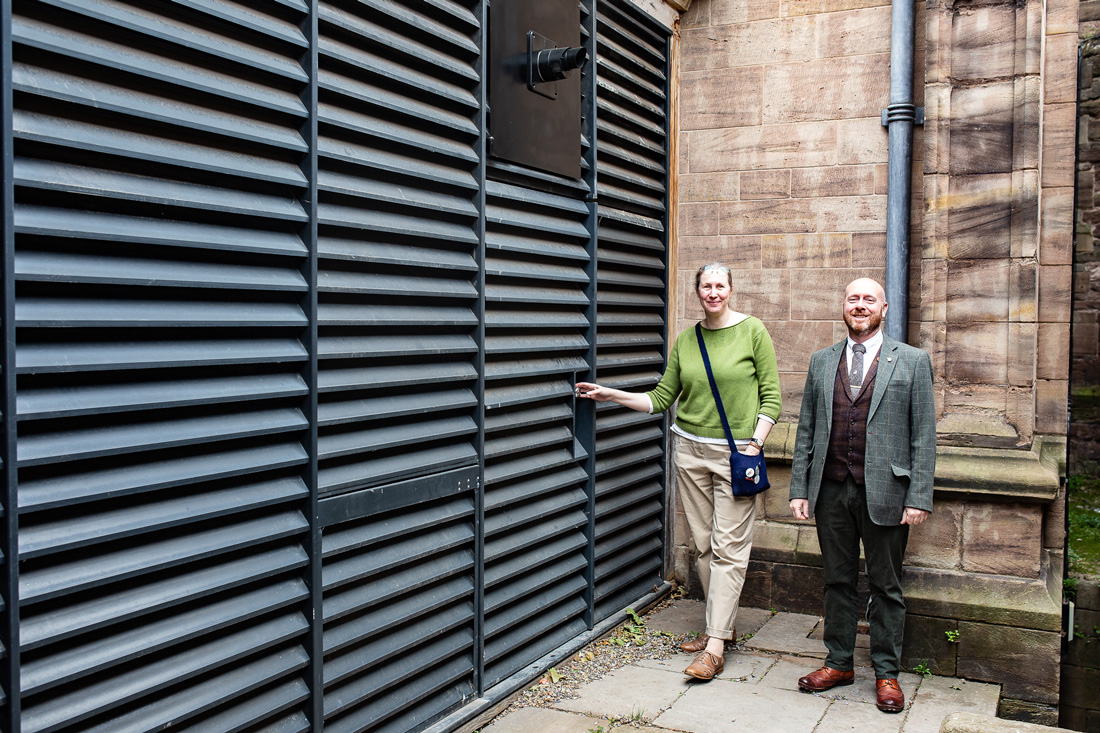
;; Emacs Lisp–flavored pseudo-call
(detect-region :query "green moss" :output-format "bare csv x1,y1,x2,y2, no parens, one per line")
1068,474,1100,581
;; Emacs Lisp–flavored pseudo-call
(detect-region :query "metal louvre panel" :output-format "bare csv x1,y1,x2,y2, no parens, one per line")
315,0,480,730
12,1,314,730
592,0,670,623
316,0,480,500
319,489,476,733
481,177,591,687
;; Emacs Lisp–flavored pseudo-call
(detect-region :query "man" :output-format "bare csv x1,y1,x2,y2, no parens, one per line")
788,277,935,713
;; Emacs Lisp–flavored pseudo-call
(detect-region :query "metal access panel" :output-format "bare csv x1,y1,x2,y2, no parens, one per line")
489,0,584,178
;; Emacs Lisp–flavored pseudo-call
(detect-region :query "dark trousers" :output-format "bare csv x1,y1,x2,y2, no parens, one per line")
815,476,909,679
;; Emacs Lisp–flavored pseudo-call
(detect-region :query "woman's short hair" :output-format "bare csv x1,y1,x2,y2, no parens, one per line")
695,262,733,290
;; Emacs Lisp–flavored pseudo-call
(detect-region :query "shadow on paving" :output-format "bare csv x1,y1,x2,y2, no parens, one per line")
480,599,1000,733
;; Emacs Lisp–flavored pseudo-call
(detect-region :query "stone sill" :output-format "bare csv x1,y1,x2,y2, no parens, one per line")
764,423,1063,503
902,549,1063,632
750,525,1063,632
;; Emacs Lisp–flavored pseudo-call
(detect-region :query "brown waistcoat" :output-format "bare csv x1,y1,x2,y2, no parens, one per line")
822,351,880,485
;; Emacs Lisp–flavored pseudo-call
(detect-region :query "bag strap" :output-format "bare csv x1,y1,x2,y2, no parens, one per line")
695,322,738,455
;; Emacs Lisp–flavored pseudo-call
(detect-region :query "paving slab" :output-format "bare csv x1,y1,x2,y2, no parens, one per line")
551,664,692,722
757,654,828,692
480,707,607,733
646,600,706,637
654,678,829,733
646,601,773,641
810,669,922,706
733,607,775,638
901,675,1001,733
816,698,906,732
745,612,828,657
636,650,775,683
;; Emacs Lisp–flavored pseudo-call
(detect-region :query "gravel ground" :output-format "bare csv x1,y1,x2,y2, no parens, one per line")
501,588,726,717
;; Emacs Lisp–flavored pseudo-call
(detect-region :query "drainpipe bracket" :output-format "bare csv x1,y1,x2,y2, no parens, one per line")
881,106,924,126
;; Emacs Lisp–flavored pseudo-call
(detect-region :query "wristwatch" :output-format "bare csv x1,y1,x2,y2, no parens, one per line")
748,437,764,450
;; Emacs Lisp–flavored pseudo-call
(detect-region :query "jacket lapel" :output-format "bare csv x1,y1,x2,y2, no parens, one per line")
823,341,845,425
868,336,898,422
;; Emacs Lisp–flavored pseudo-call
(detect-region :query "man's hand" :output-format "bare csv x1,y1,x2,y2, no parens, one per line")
790,499,809,520
901,507,929,526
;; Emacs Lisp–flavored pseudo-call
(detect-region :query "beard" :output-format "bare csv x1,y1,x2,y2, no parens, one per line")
844,309,883,337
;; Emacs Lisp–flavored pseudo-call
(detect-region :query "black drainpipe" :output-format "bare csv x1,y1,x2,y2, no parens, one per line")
883,0,921,343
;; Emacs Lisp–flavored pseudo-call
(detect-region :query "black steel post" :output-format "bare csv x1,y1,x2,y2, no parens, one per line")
299,3,323,729
0,1,20,729
474,0,489,697
579,0,600,630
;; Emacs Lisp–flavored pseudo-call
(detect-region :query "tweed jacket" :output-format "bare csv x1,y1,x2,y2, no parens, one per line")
789,335,936,525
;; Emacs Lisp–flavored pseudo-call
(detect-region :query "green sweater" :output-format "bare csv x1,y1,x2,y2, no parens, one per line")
647,317,781,440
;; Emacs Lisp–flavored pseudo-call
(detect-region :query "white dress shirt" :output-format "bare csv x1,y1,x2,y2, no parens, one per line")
846,329,883,396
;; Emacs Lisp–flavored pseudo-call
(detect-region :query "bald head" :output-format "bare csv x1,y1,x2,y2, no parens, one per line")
843,278,887,341
845,278,885,303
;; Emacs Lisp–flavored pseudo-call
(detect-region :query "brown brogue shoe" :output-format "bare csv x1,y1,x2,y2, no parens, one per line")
679,633,710,653
797,666,855,692
684,650,724,680
876,679,904,713
679,629,734,654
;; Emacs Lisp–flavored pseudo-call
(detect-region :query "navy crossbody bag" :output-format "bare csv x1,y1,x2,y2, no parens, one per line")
695,323,770,497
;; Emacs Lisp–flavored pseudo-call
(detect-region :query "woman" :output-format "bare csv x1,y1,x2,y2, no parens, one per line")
575,262,781,681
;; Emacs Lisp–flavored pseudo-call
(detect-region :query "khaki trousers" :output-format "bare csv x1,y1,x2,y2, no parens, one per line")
674,435,757,640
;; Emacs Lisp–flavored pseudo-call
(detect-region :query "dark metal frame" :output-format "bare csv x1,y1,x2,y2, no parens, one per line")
474,0,490,698
299,3,323,730
1,1,19,729
579,0,600,632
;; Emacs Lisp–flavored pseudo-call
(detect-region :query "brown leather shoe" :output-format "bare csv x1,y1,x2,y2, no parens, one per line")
679,630,734,653
684,650,724,680
680,633,710,653
876,679,904,712
797,666,855,692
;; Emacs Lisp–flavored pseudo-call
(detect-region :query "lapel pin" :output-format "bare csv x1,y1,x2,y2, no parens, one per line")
887,357,893,362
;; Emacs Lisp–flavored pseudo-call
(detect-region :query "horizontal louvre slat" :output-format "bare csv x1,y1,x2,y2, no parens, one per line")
21,546,309,650
16,251,309,292
23,615,309,733
19,408,308,465
320,69,477,137
17,299,308,328
19,443,308,511
18,374,308,420
320,4,477,80
36,0,308,81
176,679,311,733
21,580,309,695
21,512,308,602
318,443,478,494
15,160,309,221
14,111,308,186
12,17,308,117
15,206,308,257
20,478,308,558
12,65,309,153
323,640,472,731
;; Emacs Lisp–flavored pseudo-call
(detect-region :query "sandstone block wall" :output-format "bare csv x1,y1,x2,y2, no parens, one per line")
672,0,1076,721
677,0,921,423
